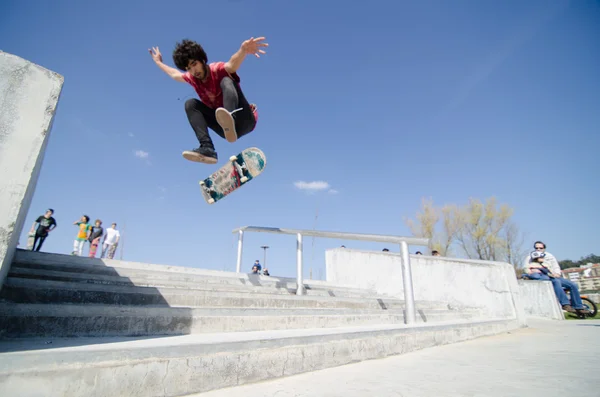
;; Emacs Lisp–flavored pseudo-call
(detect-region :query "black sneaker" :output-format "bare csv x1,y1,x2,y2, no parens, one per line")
182,147,218,164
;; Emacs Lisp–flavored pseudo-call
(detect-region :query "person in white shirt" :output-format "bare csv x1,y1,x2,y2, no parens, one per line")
101,223,120,259
522,241,590,315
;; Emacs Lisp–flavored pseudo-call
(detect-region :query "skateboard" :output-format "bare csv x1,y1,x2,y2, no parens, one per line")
26,232,35,250
199,147,266,204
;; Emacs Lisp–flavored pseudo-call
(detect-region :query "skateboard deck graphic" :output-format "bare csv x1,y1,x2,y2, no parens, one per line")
26,233,35,250
89,238,100,257
199,147,266,204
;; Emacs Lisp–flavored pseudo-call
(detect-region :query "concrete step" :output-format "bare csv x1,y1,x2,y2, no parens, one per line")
2,277,435,311
7,266,371,299
0,303,481,338
11,250,377,298
0,318,521,396
0,277,448,310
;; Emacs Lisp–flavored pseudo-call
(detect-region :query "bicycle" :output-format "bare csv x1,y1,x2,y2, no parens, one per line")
563,287,597,319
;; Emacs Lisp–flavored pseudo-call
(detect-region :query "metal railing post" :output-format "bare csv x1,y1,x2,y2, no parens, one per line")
296,233,305,295
400,241,416,324
236,230,244,273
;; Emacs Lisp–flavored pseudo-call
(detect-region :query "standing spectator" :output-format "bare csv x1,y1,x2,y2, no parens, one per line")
72,215,92,256
432,250,440,256
101,223,121,259
28,209,57,252
88,219,104,258
252,259,262,272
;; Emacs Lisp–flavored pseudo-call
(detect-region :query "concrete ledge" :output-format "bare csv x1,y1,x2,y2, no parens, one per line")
326,249,526,325
0,52,64,292
518,279,564,320
0,318,521,396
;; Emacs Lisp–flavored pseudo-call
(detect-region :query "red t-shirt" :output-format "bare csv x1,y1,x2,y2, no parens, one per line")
182,62,258,126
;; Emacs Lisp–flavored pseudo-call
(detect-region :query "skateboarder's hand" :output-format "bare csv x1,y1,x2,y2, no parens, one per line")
240,37,268,58
149,47,163,63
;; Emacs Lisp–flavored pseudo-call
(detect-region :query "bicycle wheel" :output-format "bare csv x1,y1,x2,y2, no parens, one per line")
582,297,597,318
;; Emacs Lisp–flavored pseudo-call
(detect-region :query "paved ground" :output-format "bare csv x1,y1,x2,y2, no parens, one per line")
194,319,600,397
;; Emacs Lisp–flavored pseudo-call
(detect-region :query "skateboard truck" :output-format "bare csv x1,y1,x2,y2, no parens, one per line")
199,181,217,204
229,155,249,183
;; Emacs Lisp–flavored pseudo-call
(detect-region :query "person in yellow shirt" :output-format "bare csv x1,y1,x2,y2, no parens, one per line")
72,215,92,256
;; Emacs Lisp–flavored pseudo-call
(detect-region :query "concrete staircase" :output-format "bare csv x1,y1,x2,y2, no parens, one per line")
0,250,521,396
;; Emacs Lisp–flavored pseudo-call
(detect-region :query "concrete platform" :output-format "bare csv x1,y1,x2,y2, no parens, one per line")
196,318,600,397
0,250,525,396
0,318,520,396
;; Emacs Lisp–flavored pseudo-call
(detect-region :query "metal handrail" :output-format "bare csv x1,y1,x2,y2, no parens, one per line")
231,225,430,325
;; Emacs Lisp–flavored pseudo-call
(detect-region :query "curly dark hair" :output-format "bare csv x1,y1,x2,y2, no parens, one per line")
173,39,208,71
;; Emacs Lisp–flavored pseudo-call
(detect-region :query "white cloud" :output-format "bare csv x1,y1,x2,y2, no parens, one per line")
128,132,135,138
134,150,149,159
327,189,339,195
294,181,330,192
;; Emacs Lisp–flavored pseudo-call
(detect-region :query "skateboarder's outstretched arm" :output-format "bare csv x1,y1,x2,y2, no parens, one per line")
149,46,185,83
224,37,268,74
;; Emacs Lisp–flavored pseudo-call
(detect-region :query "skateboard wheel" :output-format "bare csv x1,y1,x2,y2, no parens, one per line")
208,198,215,204
199,181,205,186
240,176,248,183
229,155,237,162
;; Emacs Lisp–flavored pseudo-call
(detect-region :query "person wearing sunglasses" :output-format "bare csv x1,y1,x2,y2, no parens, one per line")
523,241,590,315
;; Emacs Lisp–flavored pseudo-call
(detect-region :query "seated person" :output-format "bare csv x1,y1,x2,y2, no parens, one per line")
523,251,590,314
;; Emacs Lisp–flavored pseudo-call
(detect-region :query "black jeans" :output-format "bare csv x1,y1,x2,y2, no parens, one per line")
33,234,47,251
185,77,256,149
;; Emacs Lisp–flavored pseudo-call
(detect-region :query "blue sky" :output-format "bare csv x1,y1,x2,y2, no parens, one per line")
2,0,598,278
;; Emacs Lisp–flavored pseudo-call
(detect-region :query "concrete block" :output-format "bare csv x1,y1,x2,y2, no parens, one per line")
0,51,64,292
326,248,527,324
518,279,564,320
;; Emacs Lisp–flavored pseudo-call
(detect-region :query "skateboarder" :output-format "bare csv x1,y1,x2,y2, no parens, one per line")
88,219,104,258
149,36,268,164
28,209,57,252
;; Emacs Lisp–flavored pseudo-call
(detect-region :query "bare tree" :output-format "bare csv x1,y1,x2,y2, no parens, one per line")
405,197,438,240
503,220,527,268
406,196,524,262
455,197,513,261
405,198,458,256
440,204,460,256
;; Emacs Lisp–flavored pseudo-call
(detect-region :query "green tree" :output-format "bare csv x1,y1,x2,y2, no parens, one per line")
559,254,600,269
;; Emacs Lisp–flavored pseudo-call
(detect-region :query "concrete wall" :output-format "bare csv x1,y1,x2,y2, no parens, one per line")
326,249,526,325
0,51,64,291
517,280,564,320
